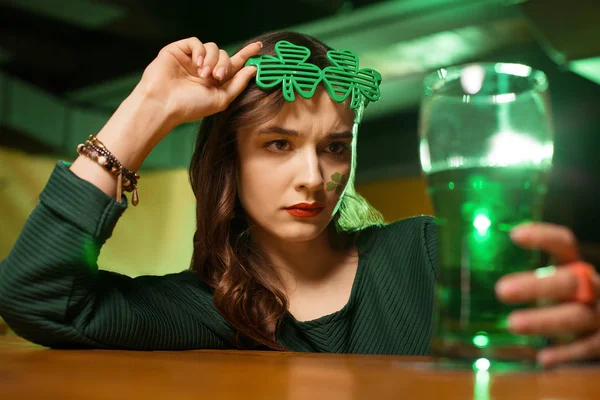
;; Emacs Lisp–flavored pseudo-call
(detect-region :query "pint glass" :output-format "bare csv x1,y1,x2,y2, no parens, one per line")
419,63,554,369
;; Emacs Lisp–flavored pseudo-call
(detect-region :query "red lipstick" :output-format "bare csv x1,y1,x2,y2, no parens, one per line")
284,202,325,218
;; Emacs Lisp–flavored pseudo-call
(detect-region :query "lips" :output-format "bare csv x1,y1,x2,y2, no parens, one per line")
284,202,325,218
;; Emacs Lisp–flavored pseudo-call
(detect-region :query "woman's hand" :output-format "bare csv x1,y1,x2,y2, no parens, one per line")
496,223,600,368
70,37,262,193
138,37,262,128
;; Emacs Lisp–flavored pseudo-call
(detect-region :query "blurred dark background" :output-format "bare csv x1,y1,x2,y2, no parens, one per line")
0,0,599,260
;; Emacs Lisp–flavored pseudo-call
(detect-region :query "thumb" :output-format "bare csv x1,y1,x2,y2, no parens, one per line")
221,66,257,102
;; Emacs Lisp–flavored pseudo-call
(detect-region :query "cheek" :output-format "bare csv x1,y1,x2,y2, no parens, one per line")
324,160,351,181
323,160,351,199
237,157,282,213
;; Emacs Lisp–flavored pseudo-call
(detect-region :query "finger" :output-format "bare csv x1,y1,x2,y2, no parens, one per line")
508,302,600,336
219,66,257,105
192,39,207,70
230,41,263,72
510,222,580,264
496,266,579,303
173,37,206,70
164,37,205,76
537,329,600,368
213,49,233,81
200,42,220,79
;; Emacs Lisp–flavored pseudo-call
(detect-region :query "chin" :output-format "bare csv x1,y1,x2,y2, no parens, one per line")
276,224,328,243
260,217,332,243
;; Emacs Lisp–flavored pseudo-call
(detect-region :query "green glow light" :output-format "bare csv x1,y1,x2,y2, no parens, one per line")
473,334,489,348
474,358,491,371
473,214,491,235
493,63,532,77
471,176,485,190
448,182,455,190
493,93,516,104
487,131,553,167
474,370,491,400
570,56,600,85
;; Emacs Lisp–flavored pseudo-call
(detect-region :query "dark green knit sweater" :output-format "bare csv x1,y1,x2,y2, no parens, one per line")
0,161,438,354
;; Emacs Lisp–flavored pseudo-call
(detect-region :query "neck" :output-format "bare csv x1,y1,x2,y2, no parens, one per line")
249,224,355,292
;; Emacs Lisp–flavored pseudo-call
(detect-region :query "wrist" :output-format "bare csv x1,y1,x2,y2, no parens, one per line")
95,87,177,171
129,83,180,131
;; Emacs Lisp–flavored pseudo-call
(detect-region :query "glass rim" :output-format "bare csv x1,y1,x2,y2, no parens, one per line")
423,62,549,98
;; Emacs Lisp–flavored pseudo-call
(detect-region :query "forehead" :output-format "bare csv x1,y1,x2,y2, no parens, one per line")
268,87,355,130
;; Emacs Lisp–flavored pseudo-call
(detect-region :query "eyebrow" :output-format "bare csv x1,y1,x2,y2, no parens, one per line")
257,126,353,140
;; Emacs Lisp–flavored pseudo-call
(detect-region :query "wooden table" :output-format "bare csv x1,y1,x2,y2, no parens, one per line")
1,336,600,399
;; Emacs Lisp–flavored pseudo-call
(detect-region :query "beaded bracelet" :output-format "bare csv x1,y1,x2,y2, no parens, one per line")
77,135,140,206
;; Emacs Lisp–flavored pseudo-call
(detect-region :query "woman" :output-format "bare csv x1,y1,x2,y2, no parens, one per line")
0,31,598,368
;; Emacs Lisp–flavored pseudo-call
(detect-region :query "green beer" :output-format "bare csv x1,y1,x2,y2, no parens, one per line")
418,62,554,369
427,166,548,363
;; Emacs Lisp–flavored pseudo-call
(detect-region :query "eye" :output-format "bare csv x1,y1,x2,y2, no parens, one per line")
325,142,350,155
265,140,292,152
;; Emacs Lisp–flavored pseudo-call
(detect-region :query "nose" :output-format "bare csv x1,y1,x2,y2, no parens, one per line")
294,149,324,193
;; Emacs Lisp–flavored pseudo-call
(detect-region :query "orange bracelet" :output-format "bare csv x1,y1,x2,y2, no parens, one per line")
567,261,597,305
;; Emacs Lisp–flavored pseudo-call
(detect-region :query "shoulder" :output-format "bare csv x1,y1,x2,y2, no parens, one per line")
360,215,436,247
357,215,438,277
383,215,435,236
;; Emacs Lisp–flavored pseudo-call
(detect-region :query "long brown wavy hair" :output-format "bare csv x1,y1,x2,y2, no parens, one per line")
188,31,383,350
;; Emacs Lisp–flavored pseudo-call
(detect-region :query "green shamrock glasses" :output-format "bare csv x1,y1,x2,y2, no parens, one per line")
245,40,382,111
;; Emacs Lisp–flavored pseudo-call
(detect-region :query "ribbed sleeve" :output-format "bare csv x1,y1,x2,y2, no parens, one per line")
0,161,234,350
39,160,128,242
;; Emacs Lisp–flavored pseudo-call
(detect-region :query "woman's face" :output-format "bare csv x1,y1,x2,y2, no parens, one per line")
236,88,355,243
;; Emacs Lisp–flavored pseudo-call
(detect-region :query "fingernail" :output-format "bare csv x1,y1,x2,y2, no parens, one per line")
215,67,224,80
197,56,204,67
510,226,529,241
537,350,554,367
256,41,263,49
201,66,211,79
535,265,556,279
496,279,508,295
508,313,525,331
496,279,516,298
